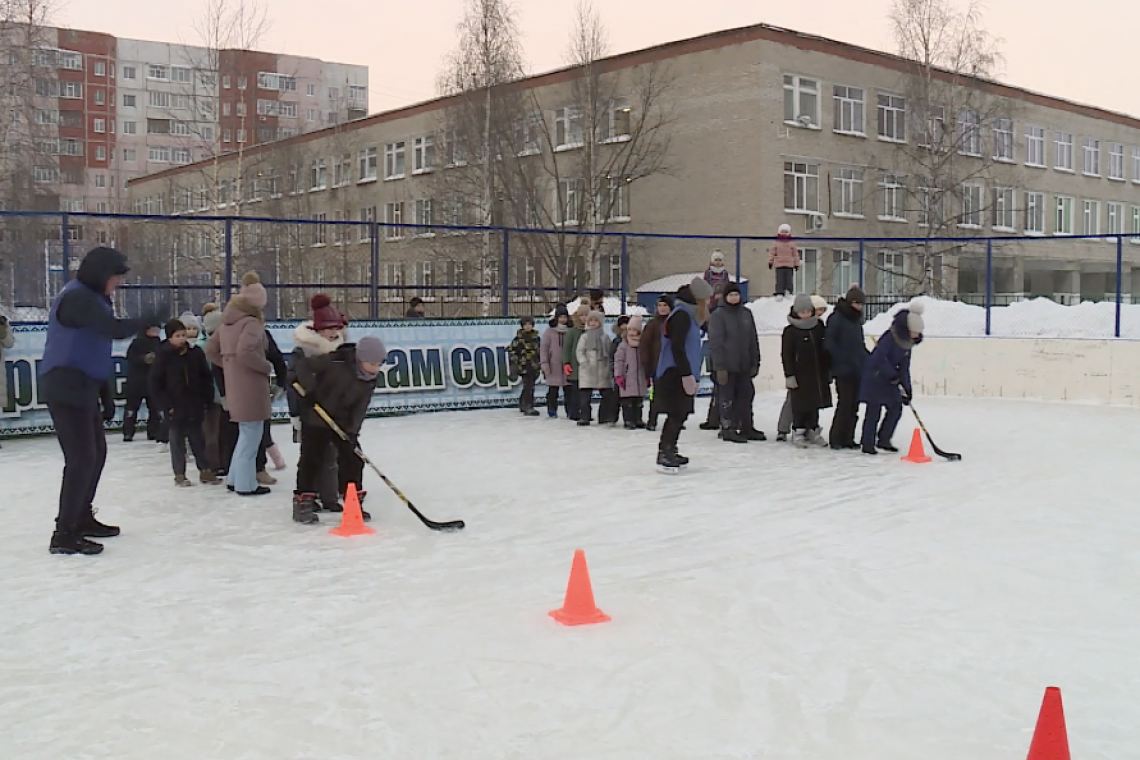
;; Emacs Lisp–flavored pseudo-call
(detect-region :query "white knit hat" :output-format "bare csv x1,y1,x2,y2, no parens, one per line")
906,301,925,333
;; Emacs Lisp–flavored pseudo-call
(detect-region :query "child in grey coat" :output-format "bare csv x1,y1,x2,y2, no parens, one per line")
575,311,614,427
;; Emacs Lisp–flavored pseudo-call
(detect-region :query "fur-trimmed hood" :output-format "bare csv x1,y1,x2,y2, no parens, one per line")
222,295,264,325
293,320,346,357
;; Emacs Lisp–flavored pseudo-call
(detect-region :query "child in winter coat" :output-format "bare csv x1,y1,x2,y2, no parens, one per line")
599,315,629,425
768,223,801,297
704,250,731,310
613,315,648,429
122,324,165,443
575,311,614,426
509,316,542,416
777,295,828,441
860,302,924,455
708,281,762,443
781,294,831,448
639,295,672,431
291,335,387,525
561,305,589,421
540,306,570,418
825,285,869,449
150,319,221,487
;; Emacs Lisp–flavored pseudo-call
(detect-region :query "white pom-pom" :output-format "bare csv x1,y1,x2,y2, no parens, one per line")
908,300,924,315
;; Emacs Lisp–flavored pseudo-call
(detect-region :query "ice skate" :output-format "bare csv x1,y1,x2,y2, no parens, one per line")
656,446,683,474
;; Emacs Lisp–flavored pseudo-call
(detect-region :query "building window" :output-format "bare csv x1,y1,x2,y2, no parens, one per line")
783,74,820,128
148,64,169,80
359,206,376,241
386,263,406,295
515,115,542,156
1026,126,1046,167
122,93,137,109
1082,200,1100,236
93,118,105,133
877,93,906,142
557,178,586,226
554,107,583,149
992,118,1014,162
384,141,406,179
992,187,1015,230
123,148,136,162
876,251,904,296
94,89,105,105
311,213,327,246
917,103,946,149
604,98,632,141
148,90,170,108
359,147,377,181
307,83,316,97
223,129,232,143
1055,196,1074,235
835,165,869,214
148,146,171,163
236,102,246,117
95,145,106,161
1133,148,1140,183
222,75,231,89
960,184,983,227
34,166,58,184
172,148,191,164
795,249,820,294
122,65,136,80
414,199,434,234
1131,206,1140,243
1108,143,1125,180
385,202,404,239
443,130,468,167
1107,202,1124,236
918,178,945,228
413,135,435,173
60,81,82,99
93,174,106,188
783,161,819,212
878,172,905,221
307,109,318,122
172,66,190,83
258,72,296,91
1025,192,1045,234
831,250,860,295
605,177,631,221
832,85,865,135
417,261,435,297
310,158,327,190
222,102,231,117
1055,132,1074,171
957,110,981,156
333,154,351,186
92,60,104,76
1082,138,1101,176
236,129,246,144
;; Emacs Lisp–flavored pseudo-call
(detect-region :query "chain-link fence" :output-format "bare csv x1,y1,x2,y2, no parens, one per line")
2,211,1139,338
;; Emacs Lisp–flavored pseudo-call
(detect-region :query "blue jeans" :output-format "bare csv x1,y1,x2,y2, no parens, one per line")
228,421,263,493
861,402,903,449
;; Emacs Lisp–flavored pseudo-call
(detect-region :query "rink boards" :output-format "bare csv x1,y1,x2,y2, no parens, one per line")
0,319,713,436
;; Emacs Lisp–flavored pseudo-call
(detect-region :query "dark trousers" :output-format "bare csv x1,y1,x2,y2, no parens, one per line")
704,380,721,427
518,372,537,411
565,380,581,421
170,422,210,476
337,445,364,497
790,391,819,431
657,369,694,451
297,424,355,494
775,267,795,296
830,377,861,447
545,385,565,415
620,398,644,427
219,409,239,474
123,389,164,441
203,404,222,471
647,379,662,428
48,403,107,535
718,372,755,431
256,419,272,472
598,385,620,424
862,402,903,449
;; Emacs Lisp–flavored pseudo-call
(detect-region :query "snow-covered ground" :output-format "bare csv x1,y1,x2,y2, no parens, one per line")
2,395,1138,759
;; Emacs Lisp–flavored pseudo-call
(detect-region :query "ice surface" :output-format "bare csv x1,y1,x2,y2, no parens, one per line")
2,395,1139,759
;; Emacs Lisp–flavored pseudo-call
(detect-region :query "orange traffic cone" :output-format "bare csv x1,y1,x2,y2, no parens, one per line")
1026,687,1071,760
901,428,932,464
549,549,610,626
330,483,376,537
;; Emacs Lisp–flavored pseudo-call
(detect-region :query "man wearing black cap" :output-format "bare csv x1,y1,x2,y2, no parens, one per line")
39,247,165,555
824,285,869,449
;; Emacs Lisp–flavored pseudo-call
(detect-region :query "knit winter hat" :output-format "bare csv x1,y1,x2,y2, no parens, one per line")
240,272,268,309
178,311,201,332
688,276,714,302
792,293,814,315
587,310,605,325
710,250,725,265
906,301,925,334
310,293,346,331
846,285,867,305
165,318,186,338
723,281,741,298
202,309,223,336
355,335,388,364
627,315,643,333
777,223,793,237
810,294,828,311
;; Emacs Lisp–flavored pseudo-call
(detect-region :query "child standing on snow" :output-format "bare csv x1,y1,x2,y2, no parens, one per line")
640,295,672,432
781,294,831,448
777,295,828,441
122,323,165,444
561,305,589,421
540,306,571,418
860,302,924,455
575,311,614,426
768,224,801,297
509,317,542,416
291,335,387,525
599,315,629,425
613,315,648,429
150,319,221,487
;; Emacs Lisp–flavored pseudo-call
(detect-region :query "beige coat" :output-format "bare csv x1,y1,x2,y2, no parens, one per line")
205,297,272,423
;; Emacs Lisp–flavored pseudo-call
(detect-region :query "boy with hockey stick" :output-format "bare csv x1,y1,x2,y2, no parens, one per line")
291,335,387,525
860,302,924,455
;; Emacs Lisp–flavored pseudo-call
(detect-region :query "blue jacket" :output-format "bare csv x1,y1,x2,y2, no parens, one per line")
860,309,922,406
824,298,869,382
656,301,702,379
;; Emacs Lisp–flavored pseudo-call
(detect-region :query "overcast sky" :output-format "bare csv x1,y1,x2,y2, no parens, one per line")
62,0,1139,118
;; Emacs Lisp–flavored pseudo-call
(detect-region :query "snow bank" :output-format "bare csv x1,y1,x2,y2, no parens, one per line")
637,272,744,294
555,296,647,318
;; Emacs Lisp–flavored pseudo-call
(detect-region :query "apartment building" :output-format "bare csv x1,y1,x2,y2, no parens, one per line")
125,23,1140,317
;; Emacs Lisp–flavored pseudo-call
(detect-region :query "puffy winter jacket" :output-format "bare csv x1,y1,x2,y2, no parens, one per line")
708,301,760,374
205,296,272,423
540,326,568,387
860,309,922,406
509,329,542,376
575,327,612,390
781,312,832,414
824,298,869,382
768,239,801,269
613,340,648,398
292,344,379,435
150,341,214,425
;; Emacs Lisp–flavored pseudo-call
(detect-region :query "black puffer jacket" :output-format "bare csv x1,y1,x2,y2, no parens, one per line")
781,312,832,414
150,341,215,425
125,331,163,394
824,298,869,382
293,344,379,435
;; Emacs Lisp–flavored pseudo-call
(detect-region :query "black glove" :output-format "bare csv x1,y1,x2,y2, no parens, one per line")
768,263,773,270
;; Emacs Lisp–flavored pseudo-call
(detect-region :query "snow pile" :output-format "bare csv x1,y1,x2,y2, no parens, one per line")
637,272,744,294
747,296,830,335
556,296,647,318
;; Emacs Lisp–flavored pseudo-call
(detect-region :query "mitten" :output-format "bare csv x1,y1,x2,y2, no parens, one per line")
681,375,698,396
615,376,626,390
563,363,572,377
785,376,799,390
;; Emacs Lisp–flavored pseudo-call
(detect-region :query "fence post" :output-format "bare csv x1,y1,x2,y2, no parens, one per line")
500,229,509,317
734,237,742,287
223,219,234,302
985,239,993,337
60,210,70,282
369,222,380,320
620,234,629,316
1116,234,1123,338
857,240,865,288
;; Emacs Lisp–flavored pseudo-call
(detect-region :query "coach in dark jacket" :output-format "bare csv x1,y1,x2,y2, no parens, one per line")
39,246,164,555
707,282,762,442
825,286,869,449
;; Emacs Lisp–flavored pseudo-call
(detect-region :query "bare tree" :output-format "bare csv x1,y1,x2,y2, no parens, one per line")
877,0,1015,297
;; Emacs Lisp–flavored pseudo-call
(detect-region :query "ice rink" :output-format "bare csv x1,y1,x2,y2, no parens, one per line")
1,394,1137,759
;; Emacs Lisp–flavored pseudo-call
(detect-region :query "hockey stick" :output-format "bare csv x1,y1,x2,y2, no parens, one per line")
293,383,465,531
907,402,962,462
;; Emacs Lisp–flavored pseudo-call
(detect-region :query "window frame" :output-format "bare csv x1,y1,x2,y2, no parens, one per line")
413,135,435,174
358,146,378,182
554,107,584,151
959,183,983,228
384,141,406,180
1055,132,1074,172
1082,199,1101,236
876,92,907,143
783,160,820,213
1108,143,1125,181
832,166,865,217
878,171,906,222
1054,195,1075,235
832,85,865,136
1082,137,1101,177
992,187,1016,231
783,74,821,130
1025,191,1045,235
992,117,1014,162
1025,125,1046,168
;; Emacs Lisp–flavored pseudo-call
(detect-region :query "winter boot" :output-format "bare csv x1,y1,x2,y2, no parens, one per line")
862,445,878,455
776,432,788,443
199,469,223,485
174,474,193,487
699,421,718,431
235,486,272,497
877,441,899,453
791,430,811,449
745,428,767,441
547,409,558,419
267,444,287,471
807,428,829,447
50,531,104,555
78,510,120,538
292,492,320,525
524,407,540,417
719,427,748,444
577,419,591,427
256,470,277,485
